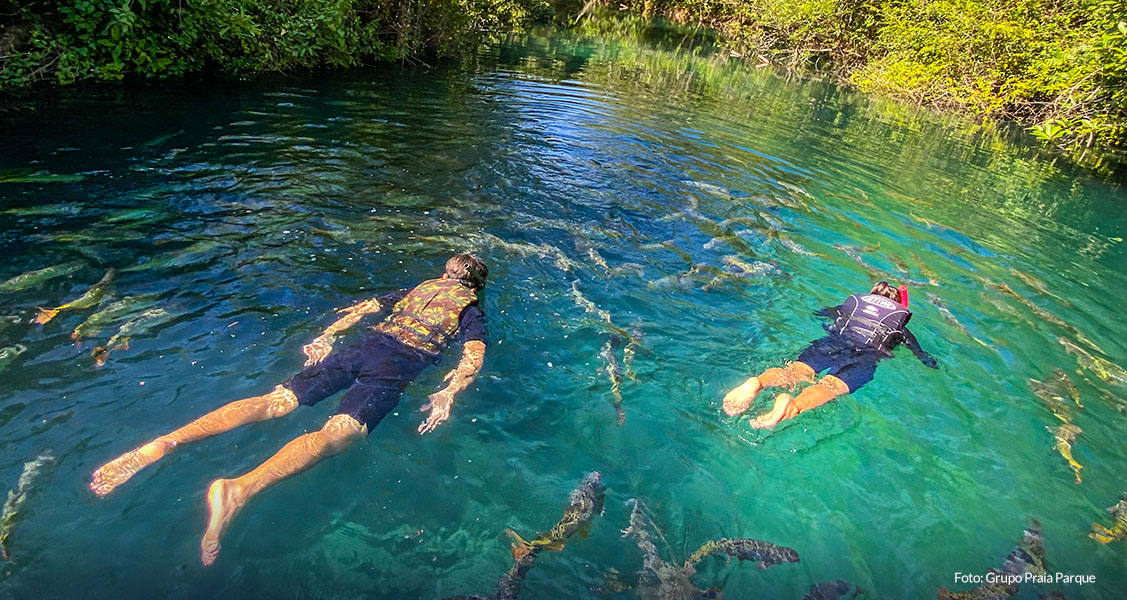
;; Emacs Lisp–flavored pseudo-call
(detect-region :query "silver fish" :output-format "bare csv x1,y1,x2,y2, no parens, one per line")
601,339,625,425
620,499,799,600
92,307,174,366
71,295,159,341
0,261,84,292
0,344,27,372
0,452,57,559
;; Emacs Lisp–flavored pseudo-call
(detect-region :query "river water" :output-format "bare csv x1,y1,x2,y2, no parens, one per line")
1,20,1125,600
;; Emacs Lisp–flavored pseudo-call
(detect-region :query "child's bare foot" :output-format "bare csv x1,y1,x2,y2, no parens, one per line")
201,478,246,566
722,377,761,416
749,393,794,429
90,439,172,496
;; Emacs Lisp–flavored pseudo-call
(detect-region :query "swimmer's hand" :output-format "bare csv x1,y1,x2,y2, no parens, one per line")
302,334,334,366
418,389,454,434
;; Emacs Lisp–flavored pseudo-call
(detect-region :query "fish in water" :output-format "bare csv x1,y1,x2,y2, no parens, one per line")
910,252,941,286
588,247,611,273
925,292,990,348
123,240,227,273
0,452,56,560
1048,423,1083,484
446,473,605,600
612,262,647,279
601,338,626,425
33,268,116,325
937,521,1047,600
0,315,22,334
618,499,798,600
648,266,707,291
0,261,84,292
1090,494,1127,545
778,237,824,257
571,280,614,326
893,254,911,276
1058,337,1127,387
506,471,605,559
0,344,27,373
71,295,158,341
1029,369,1083,422
685,537,801,570
804,580,862,600
836,244,932,286
92,307,173,366
623,325,644,381
0,169,86,184
1008,267,1070,308
983,280,1097,347
702,256,781,291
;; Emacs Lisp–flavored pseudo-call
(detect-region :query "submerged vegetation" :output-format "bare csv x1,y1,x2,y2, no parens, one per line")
601,0,1127,170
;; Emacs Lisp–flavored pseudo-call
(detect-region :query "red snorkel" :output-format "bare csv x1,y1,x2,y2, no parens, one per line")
899,284,909,307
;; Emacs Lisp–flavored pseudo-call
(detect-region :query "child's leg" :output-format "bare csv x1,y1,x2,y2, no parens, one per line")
749,375,849,429
723,362,815,416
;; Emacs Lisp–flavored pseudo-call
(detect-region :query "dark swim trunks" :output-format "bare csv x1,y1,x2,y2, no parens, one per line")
796,334,887,393
283,333,432,431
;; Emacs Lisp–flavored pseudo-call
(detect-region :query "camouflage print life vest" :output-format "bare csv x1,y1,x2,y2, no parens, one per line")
374,278,478,355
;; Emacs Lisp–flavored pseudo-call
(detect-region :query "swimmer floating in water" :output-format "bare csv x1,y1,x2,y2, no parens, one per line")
723,281,937,428
90,253,490,565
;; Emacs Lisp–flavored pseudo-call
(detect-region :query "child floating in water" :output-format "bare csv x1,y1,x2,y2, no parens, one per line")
723,281,937,428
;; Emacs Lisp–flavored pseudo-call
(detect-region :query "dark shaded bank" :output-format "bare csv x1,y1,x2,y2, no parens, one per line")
590,0,1127,174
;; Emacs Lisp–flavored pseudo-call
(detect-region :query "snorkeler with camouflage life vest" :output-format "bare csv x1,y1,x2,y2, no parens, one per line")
723,281,937,428
90,253,490,565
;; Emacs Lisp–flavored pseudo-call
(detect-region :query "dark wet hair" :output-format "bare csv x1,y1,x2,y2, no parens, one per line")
871,281,898,301
446,252,488,290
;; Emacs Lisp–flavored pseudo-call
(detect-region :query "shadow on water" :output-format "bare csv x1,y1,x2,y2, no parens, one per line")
0,15,1125,600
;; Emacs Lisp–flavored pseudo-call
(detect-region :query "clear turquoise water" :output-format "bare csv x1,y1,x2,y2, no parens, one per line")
1,23,1125,600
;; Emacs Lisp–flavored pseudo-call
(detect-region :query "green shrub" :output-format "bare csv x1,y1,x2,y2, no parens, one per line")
602,0,1127,168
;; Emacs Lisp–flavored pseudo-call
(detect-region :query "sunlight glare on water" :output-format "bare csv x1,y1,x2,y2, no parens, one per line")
1,20,1125,600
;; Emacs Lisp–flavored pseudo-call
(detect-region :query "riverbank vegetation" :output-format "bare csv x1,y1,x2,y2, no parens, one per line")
2,1,1124,172
0,0,551,86
598,0,1126,170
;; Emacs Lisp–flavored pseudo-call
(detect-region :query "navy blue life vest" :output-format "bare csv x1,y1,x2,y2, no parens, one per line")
829,293,912,351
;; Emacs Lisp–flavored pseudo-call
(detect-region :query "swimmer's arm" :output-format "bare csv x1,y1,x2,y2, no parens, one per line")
303,289,407,365
903,329,938,369
814,304,842,318
419,340,486,434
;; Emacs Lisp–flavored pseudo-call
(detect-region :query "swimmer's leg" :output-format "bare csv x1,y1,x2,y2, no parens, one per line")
749,375,848,429
90,385,300,496
200,413,365,565
723,362,815,416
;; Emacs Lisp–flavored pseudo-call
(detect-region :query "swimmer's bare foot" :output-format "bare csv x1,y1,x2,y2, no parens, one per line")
202,478,245,566
90,439,172,496
749,393,793,429
722,377,761,416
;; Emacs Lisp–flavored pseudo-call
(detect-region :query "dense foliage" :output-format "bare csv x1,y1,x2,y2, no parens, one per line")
0,0,551,86
607,0,1127,168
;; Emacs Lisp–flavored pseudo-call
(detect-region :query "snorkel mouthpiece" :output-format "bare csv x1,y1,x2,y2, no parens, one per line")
898,284,909,307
